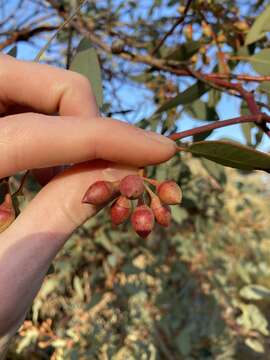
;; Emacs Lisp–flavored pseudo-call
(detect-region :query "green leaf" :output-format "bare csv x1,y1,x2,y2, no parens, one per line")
249,49,270,76
176,329,191,356
186,140,270,171
73,276,84,300
240,285,270,301
245,338,264,353
237,303,269,336
237,45,255,57
70,47,103,107
185,100,219,121
241,101,253,145
157,81,209,113
241,123,253,146
241,101,250,116
171,206,188,224
193,130,212,142
76,37,92,52
258,81,270,94
245,4,270,45
166,41,201,62
7,45,17,57
208,89,221,108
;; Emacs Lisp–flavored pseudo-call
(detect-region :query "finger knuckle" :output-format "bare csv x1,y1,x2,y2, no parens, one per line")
69,71,92,93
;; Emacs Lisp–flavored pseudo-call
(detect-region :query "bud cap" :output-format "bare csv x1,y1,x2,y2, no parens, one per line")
131,205,154,238
82,180,118,205
151,196,171,227
110,196,131,225
157,180,182,205
120,175,144,199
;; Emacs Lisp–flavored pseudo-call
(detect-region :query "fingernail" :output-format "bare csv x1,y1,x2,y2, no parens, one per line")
144,131,176,146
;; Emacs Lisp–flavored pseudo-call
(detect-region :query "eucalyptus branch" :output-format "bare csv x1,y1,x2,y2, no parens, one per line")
151,0,193,56
48,3,270,91
169,113,270,141
34,0,88,62
0,25,57,51
66,26,73,69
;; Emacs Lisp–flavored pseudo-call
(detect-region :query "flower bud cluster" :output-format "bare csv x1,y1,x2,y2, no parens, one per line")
82,174,182,238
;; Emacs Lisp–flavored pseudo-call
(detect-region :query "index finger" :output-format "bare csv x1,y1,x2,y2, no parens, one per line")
0,54,98,117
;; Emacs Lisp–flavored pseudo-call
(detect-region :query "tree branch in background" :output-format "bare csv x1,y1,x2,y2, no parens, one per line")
150,0,193,56
169,113,270,141
3,1,270,141
66,26,73,69
0,25,58,51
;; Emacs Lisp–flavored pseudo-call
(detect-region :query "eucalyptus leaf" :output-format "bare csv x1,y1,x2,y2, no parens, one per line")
171,206,188,224
157,82,209,113
166,41,201,62
258,81,270,94
245,4,270,45
76,37,92,52
186,140,270,171
245,338,264,353
241,123,253,146
240,284,270,301
237,303,269,336
70,47,103,107
208,89,221,108
185,100,219,121
240,102,254,146
193,130,213,142
249,49,270,76
7,45,17,57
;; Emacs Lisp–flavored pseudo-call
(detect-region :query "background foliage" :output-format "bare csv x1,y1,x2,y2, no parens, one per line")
2,0,270,358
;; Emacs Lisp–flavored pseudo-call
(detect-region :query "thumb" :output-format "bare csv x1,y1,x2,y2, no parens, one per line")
0,160,137,333
5,160,137,243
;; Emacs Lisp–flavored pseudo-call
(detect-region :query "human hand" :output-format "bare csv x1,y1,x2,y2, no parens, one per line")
0,54,175,352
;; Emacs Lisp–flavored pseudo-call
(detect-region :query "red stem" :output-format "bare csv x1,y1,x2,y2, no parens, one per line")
169,113,269,141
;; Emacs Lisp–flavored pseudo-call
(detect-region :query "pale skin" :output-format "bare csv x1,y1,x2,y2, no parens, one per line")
0,54,176,357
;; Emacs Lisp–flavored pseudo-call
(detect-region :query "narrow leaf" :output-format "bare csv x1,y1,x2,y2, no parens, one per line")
241,123,253,146
70,48,103,107
157,81,209,113
7,46,17,58
76,37,92,52
245,338,264,353
166,41,201,62
185,100,219,121
249,48,270,76
241,102,253,145
245,4,270,45
186,140,270,171
240,285,270,301
193,130,212,142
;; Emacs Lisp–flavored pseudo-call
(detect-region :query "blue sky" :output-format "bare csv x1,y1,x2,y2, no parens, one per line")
3,0,270,151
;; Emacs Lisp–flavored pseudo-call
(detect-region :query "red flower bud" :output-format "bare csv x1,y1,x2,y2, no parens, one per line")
131,205,154,238
0,194,15,233
110,196,131,225
157,180,182,205
82,180,118,205
151,196,171,227
119,175,144,199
